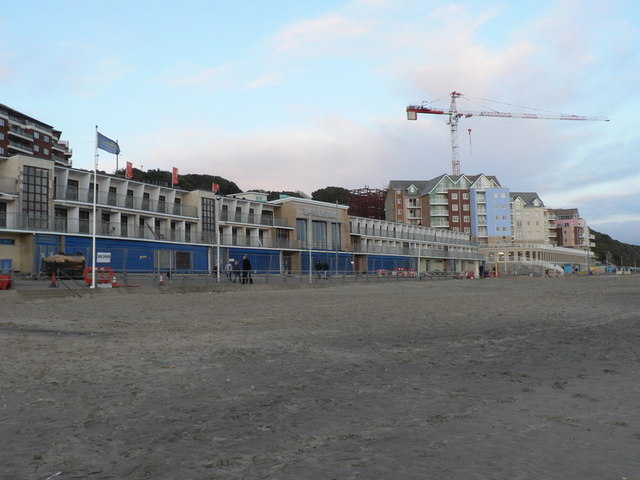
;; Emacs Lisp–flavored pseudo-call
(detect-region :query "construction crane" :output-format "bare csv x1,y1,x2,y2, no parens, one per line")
407,91,609,176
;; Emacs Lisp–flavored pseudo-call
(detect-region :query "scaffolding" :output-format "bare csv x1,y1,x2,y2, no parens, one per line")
348,187,386,220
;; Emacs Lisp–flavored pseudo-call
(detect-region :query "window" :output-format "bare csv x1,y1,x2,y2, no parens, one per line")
463,216,470,222
33,145,39,153
121,215,128,237
452,215,459,222
67,179,79,201
102,213,111,235
108,186,117,206
462,193,469,200
22,165,49,228
0,133,4,140
126,189,134,208
201,197,216,234
296,218,307,244
44,148,49,155
79,210,90,233
452,204,458,211
44,135,50,143
312,220,328,248
142,192,150,210
0,202,6,227
451,192,458,200
463,204,469,211
54,207,68,231
34,132,40,139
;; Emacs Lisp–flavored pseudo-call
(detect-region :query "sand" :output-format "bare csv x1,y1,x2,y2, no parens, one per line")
1,275,639,479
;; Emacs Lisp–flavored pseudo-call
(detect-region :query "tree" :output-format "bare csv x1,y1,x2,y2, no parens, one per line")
311,186,351,205
113,168,241,194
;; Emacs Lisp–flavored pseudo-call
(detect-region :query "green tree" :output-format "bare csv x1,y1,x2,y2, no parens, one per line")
311,186,351,204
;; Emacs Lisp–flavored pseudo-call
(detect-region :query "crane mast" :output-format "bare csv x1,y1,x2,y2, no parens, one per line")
407,91,609,176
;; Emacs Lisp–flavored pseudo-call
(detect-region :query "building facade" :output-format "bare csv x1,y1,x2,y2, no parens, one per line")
0,104,72,166
386,174,510,246
0,154,482,277
553,208,594,250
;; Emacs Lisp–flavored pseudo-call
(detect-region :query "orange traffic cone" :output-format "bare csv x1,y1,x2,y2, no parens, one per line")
159,274,164,286
49,271,58,288
111,274,117,287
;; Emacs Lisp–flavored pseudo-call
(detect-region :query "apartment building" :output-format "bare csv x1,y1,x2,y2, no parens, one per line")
553,208,594,250
0,104,72,166
386,174,510,246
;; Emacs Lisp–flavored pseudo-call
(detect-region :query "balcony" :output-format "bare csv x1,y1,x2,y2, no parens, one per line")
430,207,449,216
219,210,288,227
54,185,198,217
8,140,33,155
8,126,33,141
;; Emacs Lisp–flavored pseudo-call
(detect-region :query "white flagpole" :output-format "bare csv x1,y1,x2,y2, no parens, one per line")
91,126,98,289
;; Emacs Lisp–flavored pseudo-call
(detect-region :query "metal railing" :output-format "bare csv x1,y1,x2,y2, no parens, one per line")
54,185,198,217
219,210,288,227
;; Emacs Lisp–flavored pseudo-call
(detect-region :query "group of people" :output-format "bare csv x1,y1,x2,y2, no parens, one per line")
315,260,330,279
225,255,253,284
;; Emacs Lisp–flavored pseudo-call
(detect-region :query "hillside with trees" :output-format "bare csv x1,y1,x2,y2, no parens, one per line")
115,168,241,195
592,230,640,267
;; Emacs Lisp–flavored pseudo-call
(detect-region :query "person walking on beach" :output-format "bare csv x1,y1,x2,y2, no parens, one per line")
225,260,233,282
233,260,241,283
242,254,252,284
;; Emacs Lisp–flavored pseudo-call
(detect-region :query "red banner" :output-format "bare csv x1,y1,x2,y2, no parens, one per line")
126,162,133,179
172,167,179,185
213,183,220,193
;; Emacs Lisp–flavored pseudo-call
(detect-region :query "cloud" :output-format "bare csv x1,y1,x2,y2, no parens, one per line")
131,115,411,194
165,63,233,90
246,72,282,89
271,13,374,55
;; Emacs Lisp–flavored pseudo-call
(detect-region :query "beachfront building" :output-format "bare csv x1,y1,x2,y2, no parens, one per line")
553,208,594,250
510,192,550,244
350,216,482,274
0,152,483,277
385,174,511,246
0,104,72,166
481,196,595,274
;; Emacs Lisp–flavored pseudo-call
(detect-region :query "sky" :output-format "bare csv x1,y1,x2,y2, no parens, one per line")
2,0,639,243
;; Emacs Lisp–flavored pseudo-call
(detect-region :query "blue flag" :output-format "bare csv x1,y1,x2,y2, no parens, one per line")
97,131,120,155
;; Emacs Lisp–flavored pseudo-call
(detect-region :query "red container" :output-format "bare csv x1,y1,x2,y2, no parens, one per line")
0,275,12,290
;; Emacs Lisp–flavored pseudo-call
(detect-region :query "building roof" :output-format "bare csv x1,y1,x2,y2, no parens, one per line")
510,192,544,207
0,103,54,130
388,173,502,196
553,208,581,219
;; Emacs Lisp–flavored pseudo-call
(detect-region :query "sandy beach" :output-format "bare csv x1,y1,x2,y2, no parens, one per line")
1,275,639,479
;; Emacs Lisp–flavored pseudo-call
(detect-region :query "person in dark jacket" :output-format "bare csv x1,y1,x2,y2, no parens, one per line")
242,254,252,284
233,260,241,283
